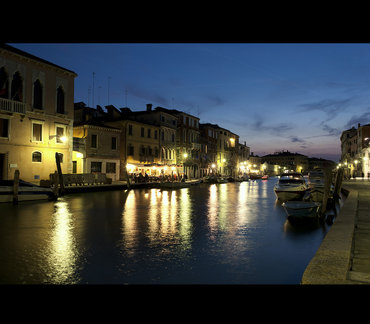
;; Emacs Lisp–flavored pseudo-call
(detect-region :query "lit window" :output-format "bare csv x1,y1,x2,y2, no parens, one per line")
32,123,42,142
56,126,65,143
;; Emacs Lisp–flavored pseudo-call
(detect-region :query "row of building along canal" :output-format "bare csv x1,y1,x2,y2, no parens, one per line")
0,176,342,284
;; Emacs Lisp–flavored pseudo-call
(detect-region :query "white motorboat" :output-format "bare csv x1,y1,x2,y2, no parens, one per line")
0,179,57,203
274,172,309,201
282,201,321,220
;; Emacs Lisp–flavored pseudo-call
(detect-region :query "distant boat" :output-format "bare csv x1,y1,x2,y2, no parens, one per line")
0,179,57,203
261,175,269,180
282,201,321,220
274,172,309,201
160,181,191,189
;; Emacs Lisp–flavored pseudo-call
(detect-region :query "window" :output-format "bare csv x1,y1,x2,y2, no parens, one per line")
147,129,151,138
128,144,134,156
32,151,42,162
106,162,116,173
154,130,157,139
91,161,102,172
56,86,65,114
56,126,65,143
91,134,97,148
0,67,9,99
141,127,144,137
11,71,22,102
32,122,42,142
111,136,117,150
172,134,175,142
33,79,43,109
72,161,77,173
128,124,133,135
0,118,9,138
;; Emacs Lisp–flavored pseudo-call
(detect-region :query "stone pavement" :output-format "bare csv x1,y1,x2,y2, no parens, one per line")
345,180,370,283
301,179,370,284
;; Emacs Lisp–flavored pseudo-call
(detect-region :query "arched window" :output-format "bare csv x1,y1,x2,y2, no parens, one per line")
0,67,9,99
11,71,23,102
56,86,65,114
33,79,43,109
32,151,42,163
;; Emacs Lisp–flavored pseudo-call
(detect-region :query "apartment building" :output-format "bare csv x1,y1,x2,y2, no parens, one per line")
340,123,370,178
0,44,77,183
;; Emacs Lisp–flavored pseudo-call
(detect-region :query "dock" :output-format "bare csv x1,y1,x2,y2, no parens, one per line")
301,179,370,284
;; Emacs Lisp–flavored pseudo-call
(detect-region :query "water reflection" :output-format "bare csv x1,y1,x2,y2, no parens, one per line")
46,198,78,284
0,178,332,284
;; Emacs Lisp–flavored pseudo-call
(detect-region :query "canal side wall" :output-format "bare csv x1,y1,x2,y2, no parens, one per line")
301,186,358,284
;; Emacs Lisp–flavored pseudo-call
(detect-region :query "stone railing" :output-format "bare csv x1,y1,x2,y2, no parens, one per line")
49,172,112,187
0,98,26,114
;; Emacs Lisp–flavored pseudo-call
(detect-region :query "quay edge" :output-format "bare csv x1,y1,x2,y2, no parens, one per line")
301,185,358,284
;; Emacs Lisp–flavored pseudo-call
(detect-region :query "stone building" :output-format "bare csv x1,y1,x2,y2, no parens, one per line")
0,44,77,183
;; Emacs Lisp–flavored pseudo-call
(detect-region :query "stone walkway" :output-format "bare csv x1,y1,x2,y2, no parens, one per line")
302,179,370,284
346,181,370,283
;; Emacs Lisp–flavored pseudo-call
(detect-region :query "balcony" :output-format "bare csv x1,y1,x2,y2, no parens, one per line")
0,98,26,114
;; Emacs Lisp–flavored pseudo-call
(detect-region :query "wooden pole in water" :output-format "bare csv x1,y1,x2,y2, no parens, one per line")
320,167,333,218
55,152,64,196
12,169,19,205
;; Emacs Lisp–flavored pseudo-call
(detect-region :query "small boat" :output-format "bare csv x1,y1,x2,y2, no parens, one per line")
282,201,321,220
0,179,57,203
308,169,325,202
261,175,269,180
160,181,191,189
274,172,309,201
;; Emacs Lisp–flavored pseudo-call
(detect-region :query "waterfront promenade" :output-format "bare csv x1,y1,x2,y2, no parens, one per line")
302,179,370,284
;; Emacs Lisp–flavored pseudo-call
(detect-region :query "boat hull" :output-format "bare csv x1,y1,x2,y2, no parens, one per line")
0,188,56,203
274,189,307,201
282,201,321,219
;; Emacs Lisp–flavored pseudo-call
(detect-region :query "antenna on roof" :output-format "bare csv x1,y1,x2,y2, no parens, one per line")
92,72,95,107
108,76,111,105
88,85,91,106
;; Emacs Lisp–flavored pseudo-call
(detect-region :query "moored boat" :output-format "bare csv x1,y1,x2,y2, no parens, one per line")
282,201,321,220
308,169,325,202
0,179,57,203
160,181,191,189
274,172,308,201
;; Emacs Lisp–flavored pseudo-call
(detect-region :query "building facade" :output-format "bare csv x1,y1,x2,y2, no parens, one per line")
0,44,77,183
340,123,370,178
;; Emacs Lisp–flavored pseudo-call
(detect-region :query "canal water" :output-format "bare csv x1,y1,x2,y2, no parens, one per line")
0,177,332,284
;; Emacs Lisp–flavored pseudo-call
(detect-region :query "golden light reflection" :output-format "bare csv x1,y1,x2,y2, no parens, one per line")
47,198,78,284
208,184,219,234
218,184,228,230
122,190,138,255
179,188,192,249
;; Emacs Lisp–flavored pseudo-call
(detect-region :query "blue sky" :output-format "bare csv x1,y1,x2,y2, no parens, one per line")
10,43,370,162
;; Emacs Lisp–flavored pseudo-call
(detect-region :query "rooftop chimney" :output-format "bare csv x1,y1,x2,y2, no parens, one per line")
146,103,152,112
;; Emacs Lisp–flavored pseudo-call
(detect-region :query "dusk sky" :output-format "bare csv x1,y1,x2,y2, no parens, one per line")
10,43,370,162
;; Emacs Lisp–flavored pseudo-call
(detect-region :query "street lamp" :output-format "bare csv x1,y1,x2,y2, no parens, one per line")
49,134,67,143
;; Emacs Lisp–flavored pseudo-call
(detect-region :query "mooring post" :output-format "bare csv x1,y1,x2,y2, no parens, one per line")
320,167,333,218
12,169,20,205
55,152,65,196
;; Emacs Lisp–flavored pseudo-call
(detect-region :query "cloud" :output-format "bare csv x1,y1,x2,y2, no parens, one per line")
125,84,170,107
290,136,305,143
298,97,354,119
344,110,370,129
250,113,293,136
